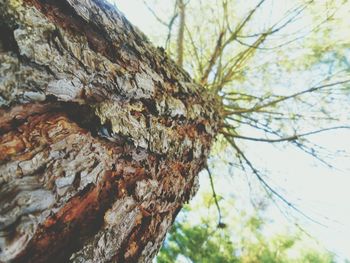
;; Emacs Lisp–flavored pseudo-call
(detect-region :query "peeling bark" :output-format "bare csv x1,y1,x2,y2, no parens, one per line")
0,0,221,262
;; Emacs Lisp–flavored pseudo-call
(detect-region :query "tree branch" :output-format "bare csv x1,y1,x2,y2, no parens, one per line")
176,0,186,67
205,166,225,228
221,126,350,143
200,0,266,86
224,136,327,226
225,79,350,115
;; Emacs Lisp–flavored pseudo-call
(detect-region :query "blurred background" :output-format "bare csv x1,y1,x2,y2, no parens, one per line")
113,1,350,262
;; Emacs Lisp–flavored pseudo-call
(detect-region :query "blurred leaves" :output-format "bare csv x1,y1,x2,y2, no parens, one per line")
157,193,335,263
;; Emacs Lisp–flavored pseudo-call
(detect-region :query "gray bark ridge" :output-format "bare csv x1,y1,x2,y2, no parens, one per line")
0,0,220,262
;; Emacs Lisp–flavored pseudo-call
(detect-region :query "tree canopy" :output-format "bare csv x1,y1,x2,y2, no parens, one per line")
116,0,350,261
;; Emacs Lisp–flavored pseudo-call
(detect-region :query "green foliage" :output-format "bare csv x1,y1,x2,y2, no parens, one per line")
158,221,238,263
157,194,335,263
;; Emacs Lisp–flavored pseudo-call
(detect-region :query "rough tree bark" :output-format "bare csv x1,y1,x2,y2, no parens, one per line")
0,0,221,262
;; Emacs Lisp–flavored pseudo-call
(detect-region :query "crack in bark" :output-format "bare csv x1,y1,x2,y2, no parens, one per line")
0,24,20,54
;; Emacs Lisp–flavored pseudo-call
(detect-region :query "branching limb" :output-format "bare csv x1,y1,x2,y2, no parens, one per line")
142,0,178,50
185,24,203,74
225,79,350,115
142,0,168,26
224,136,327,226
200,0,266,86
231,114,340,168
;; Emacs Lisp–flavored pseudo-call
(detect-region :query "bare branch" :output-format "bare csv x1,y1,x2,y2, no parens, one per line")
142,0,168,26
185,24,203,74
177,0,186,67
292,139,336,169
222,126,350,143
228,114,339,168
226,79,350,115
237,1,311,38
224,0,266,44
206,166,225,228
200,0,266,86
142,0,179,50
224,136,327,226
165,12,179,50
200,30,225,85
218,32,268,89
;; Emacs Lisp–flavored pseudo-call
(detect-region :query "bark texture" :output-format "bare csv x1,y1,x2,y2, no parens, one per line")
0,0,221,262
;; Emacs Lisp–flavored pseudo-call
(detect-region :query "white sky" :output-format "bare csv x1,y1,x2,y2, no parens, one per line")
113,1,350,261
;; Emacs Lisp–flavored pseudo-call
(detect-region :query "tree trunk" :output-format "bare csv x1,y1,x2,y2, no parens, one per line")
0,0,221,262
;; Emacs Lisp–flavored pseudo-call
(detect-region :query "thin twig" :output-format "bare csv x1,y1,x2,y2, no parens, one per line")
225,79,350,115
221,125,350,143
224,136,328,227
206,165,225,228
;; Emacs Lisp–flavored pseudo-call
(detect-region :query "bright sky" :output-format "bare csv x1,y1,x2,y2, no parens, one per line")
113,1,350,261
